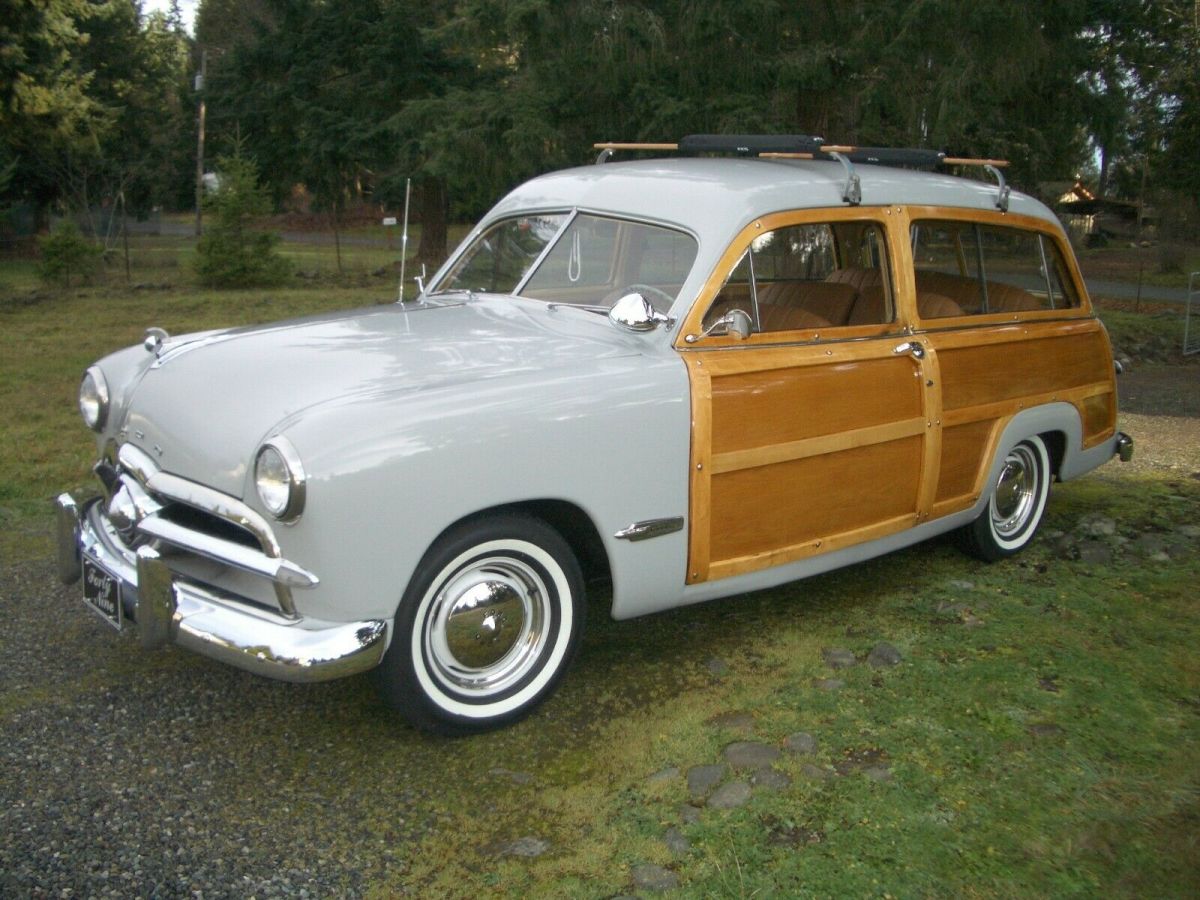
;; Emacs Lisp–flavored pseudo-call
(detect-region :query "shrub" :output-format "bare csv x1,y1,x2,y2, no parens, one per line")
194,154,291,287
37,220,103,287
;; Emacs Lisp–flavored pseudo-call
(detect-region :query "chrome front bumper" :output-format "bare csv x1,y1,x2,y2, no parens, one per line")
55,493,387,683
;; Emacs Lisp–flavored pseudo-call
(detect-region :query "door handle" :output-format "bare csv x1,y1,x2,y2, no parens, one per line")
893,340,925,359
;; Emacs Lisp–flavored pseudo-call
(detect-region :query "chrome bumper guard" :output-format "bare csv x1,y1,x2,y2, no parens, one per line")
55,492,387,683
1115,432,1134,463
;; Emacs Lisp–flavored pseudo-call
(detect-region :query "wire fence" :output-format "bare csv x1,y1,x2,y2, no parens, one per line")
1186,272,1200,356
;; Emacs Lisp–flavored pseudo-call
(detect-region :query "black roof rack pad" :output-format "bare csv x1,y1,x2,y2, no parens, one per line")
831,147,947,170
679,134,825,156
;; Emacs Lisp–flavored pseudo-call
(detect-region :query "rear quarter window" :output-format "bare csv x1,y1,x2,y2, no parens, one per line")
910,220,1080,318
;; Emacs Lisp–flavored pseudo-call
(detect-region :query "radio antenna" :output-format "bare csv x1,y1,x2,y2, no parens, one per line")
398,177,411,303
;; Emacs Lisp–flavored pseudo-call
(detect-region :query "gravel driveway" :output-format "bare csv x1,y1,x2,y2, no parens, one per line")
3,364,1197,898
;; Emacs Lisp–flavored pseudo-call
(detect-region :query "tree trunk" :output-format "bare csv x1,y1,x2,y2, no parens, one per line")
416,177,448,269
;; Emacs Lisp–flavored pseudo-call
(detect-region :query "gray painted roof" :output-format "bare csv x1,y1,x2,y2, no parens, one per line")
449,156,1063,330
486,157,1057,250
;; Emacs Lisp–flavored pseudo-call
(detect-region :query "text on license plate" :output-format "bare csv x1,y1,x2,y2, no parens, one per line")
83,556,123,631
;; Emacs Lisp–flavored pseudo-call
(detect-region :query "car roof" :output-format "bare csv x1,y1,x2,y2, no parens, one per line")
485,157,1058,248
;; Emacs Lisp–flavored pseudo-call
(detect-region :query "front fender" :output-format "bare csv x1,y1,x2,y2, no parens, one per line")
274,353,693,623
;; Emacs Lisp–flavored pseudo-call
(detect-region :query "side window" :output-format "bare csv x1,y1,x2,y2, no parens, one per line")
911,220,1080,318
703,220,894,333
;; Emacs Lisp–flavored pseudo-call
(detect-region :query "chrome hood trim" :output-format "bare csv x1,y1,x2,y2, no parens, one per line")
115,296,639,496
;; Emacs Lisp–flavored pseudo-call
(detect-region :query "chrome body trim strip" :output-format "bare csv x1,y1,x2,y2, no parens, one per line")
58,493,385,683
134,516,318,588
614,516,686,542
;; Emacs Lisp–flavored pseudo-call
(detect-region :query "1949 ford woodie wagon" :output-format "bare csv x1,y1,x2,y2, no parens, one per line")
56,135,1133,734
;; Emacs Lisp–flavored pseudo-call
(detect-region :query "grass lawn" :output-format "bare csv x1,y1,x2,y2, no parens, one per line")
1,236,1196,897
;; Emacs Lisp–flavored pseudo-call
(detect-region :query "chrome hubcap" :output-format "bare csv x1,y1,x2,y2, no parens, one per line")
426,557,549,696
991,446,1038,538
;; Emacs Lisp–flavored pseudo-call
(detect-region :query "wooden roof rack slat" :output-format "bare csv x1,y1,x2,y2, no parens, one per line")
593,136,1013,208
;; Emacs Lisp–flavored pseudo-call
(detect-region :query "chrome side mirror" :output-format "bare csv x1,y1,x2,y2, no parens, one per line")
608,292,669,332
686,308,753,343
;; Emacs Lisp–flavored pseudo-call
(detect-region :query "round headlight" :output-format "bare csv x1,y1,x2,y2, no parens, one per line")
254,437,306,521
79,366,110,431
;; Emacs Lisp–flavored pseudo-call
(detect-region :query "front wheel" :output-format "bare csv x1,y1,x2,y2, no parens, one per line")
375,514,585,735
959,435,1051,562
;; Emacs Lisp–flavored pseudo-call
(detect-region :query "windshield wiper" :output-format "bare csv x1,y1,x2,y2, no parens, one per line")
546,302,609,316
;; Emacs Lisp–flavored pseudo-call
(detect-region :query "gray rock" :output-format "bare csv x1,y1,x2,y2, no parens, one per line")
662,826,691,855
1132,534,1167,556
723,741,781,770
782,732,817,755
631,863,679,892
862,765,893,783
751,767,792,790
677,803,702,825
705,711,755,732
686,764,726,800
936,600,969,616
707,780,752,809
705,657,730,677
1082,516,1116,537
867,642,902,668
500,836,549,858
800,763,833,782
1077,541,1113,565
814,678,846,692
947,579,976,591
1179,524,1200,538
1150,551,1171,563
822,647,858,669
646,766,680,786
1055,533,1078,559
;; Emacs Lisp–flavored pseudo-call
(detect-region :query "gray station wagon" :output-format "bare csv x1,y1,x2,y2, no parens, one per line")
57,135,1132,733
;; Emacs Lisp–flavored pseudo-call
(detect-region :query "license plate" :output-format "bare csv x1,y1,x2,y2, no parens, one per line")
83,556,123,631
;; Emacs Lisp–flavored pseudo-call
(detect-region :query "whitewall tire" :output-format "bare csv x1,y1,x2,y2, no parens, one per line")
375,514,585,735
960,435,1052,562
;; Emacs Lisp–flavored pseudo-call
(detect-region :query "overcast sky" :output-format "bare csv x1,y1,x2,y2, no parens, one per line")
143,0,199,33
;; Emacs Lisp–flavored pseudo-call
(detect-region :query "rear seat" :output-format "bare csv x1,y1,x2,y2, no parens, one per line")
825,268,888,325
759,280,858,326
915,269,1042,314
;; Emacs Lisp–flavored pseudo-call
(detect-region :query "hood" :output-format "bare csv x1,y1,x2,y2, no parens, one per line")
117,296,640,496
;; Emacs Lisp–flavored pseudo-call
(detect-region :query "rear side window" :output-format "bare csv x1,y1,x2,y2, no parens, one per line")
910,220,1080,318
703,220,894,334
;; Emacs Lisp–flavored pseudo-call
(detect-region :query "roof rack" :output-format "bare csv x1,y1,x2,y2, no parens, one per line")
592,135,1011,209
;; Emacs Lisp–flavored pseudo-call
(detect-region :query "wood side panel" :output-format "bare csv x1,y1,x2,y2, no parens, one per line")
708,512,916,581
710,357,922,454
709,437,922,562
1082,392,1116,444
712,417,926,474
936,420,996,503
938,332,1113,412
686,357,714,584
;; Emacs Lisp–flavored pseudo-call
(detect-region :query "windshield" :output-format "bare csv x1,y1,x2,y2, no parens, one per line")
435,212,698,313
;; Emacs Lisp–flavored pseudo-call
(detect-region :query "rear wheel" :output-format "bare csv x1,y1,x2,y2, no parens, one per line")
375,514,585,735
959,435,1051,562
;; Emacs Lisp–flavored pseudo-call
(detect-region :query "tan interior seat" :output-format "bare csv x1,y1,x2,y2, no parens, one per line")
917,291,964,318
759,280,858,326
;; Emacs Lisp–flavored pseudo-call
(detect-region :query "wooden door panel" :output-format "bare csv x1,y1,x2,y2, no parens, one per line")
710,356,923,452
710,436,923,562
687,340,935,584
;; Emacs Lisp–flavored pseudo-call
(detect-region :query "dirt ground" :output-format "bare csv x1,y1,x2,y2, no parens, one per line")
1117,364,1200,475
